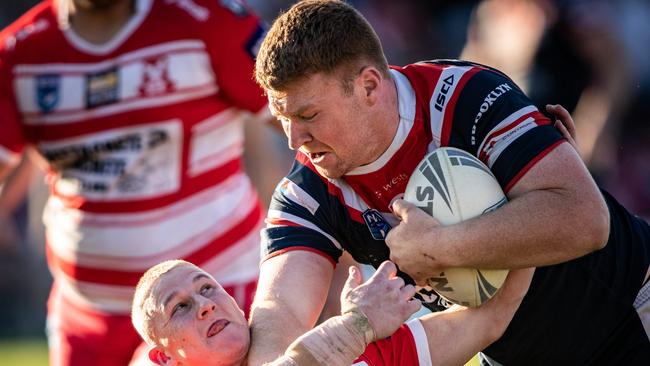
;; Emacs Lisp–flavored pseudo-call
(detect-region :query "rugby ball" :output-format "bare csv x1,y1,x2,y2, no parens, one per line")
403,147,509,307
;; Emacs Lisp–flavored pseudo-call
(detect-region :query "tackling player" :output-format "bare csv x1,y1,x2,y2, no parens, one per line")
248,1,650,365
131,260,532,366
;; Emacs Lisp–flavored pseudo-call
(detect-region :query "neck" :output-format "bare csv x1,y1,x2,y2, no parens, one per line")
67,0,136,45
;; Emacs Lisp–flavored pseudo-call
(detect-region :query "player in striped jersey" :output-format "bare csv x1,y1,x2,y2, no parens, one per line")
131,260,532,366
0,0,286,365
248,1,650,365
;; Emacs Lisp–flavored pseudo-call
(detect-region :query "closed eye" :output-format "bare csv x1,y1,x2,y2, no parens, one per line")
300,112,318,121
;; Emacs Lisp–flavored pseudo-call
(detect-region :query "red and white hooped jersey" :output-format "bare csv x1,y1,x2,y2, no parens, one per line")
354,319,432,366
0,0,269,313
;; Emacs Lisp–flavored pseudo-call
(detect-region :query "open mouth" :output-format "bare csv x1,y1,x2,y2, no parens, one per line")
309,152,326,162
207,319,229,338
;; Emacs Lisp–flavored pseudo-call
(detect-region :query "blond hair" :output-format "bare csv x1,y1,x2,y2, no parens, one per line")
255,0,389,93
131,259,199,345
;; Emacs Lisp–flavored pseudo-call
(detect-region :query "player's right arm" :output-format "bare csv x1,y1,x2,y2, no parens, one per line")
419,268,533,365
248,250,334,365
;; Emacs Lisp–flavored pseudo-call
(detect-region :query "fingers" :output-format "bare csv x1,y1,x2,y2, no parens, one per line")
390,199,414,220
372,260,397,281
554,120,571,140
407,298,422,314
341,266,362,296
400,283,416,300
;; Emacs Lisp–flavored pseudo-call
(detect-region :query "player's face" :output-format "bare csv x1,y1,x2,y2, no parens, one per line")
268,71,386,179
152,265,249,366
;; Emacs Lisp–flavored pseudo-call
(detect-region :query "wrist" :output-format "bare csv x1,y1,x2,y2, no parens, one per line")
341,307,375,345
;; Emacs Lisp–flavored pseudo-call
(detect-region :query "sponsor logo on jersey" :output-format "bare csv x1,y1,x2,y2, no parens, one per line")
86,68,119,109
36,74,60,113
139,57,174,97
433,74,455,112
471,83,512,145
362,209,391,240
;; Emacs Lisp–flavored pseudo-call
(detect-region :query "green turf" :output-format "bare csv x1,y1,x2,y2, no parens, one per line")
0,339,48,366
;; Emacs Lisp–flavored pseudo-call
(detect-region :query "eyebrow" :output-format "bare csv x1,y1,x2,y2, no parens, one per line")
162,273,211,309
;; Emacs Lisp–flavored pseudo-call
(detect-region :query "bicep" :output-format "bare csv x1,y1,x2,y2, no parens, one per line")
507,142,607,216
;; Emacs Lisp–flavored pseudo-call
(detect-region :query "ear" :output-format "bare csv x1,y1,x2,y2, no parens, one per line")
149,347,176,366
358,66,383,103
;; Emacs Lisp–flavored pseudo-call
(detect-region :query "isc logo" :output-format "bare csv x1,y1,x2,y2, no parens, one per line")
434,74,455,112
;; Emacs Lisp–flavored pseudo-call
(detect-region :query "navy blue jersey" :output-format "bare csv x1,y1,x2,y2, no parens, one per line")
262,60,650,362
483,190,650,365
263,60,563,310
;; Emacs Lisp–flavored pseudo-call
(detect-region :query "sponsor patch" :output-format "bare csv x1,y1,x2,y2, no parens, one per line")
36,74,60,113
86,67,119,109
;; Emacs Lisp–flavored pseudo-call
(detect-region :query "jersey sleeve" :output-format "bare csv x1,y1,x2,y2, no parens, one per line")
447,64,565,192
0,52,26,167
354,319,432,366
202,0,268,114
262,161,344,266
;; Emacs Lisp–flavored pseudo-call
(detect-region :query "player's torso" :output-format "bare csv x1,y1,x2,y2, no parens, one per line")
4,0,249,208
0,0,265,312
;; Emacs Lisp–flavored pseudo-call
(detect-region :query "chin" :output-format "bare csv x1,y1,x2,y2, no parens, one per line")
314,165,346,179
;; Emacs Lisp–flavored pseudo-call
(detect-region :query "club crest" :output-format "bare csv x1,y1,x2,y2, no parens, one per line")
362,209,391,240
36,74,60,113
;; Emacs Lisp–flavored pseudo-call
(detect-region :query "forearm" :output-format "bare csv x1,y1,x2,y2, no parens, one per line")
248,300,317,365
424,268,534,365
272,312,369,366
248,251,334,365
435,144,609,269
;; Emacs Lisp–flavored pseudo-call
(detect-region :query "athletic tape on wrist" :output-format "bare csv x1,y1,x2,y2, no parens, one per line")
342,306,376,344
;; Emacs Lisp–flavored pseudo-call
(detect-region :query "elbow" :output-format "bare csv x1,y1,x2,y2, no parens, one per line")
576,199,610,253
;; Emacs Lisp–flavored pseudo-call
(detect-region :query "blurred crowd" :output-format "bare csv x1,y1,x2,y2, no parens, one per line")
1,0,649,341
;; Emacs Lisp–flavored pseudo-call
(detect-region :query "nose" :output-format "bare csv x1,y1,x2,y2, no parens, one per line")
197,297,216,319
284,120,312,150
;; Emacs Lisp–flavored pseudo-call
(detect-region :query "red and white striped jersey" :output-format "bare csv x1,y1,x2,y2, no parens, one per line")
353,319,431,366
0,0,269,313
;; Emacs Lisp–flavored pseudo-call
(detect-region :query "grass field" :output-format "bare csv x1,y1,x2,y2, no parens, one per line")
0,339,48,366
0,339,479,365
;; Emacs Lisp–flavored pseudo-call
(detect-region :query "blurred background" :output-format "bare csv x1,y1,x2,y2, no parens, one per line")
1,0,649,364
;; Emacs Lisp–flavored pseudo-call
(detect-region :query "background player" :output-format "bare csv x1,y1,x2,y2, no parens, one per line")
132,260,532,366
248,1,650,365
0,0,288,364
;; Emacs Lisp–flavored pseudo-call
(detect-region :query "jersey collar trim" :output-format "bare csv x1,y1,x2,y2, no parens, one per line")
57,0,153,56
346,68,416,176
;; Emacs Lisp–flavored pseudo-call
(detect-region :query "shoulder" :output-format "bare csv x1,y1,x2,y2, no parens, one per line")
0,1,56,57
271,154,331,212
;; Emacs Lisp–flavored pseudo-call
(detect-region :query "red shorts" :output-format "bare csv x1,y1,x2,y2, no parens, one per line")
46,280,257,366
